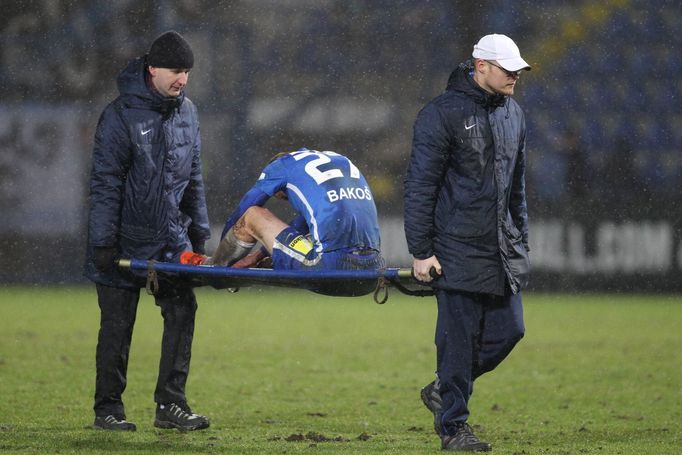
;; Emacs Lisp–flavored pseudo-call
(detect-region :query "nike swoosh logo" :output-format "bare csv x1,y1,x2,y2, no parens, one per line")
464,123,476,130
141,129,152,135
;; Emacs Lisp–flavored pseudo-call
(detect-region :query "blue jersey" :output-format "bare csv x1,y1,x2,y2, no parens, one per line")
225,149,381,254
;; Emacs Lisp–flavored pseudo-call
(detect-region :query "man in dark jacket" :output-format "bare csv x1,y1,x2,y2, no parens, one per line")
404,34,531,451
84,31,210,431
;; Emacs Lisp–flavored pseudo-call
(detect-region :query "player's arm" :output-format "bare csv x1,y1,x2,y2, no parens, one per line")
220,187,271,240
220,157,290,240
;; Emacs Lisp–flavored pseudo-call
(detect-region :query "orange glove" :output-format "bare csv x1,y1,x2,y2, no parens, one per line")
180,251,208,266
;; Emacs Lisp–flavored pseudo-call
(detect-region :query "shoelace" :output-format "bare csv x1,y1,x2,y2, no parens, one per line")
167,403,197,422
452,423,485,445
102,415,132,426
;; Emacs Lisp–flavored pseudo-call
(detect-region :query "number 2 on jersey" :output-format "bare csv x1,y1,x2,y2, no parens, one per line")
292,150,360,185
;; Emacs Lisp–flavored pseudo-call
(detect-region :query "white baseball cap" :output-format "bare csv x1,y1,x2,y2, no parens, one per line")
472,34,531,72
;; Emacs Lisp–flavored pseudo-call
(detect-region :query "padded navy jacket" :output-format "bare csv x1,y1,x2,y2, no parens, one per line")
84,57,210,288
404,61,530,295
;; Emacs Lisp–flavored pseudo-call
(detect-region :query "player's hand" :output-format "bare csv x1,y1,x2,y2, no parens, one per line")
232,248,269,268
413,256,442,283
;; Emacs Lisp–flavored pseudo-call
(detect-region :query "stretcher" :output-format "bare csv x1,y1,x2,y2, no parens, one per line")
117,259,435,304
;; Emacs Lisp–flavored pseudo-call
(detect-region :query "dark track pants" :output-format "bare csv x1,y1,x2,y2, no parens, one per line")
435,289,525,435
93,283,198,418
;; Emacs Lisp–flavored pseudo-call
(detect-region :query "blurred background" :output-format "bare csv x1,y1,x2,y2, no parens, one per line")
0,0,680,292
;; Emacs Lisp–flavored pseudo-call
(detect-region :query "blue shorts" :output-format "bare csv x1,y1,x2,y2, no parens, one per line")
271,226,384,296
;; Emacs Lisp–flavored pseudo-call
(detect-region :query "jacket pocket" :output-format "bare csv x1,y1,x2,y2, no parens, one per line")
119,224,165,260
444,205,494,240
503,234,530,290
120,223,163,241
447,209,483,238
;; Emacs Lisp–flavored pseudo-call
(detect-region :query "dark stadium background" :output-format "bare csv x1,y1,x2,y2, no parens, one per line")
1,0,680,292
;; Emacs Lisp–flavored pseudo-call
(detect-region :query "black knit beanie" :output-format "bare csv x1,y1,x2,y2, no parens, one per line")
148,31,194,69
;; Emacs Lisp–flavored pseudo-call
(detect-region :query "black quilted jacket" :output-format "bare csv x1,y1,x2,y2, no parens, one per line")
404,61,530,295
84,57,210,288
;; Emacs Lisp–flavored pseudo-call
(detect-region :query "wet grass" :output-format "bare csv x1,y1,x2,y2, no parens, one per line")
0,286,680,453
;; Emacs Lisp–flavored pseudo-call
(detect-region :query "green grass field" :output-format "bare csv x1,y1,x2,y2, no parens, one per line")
0,286,680,454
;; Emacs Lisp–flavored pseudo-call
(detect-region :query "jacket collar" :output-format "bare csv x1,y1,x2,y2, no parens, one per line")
446,60,506,109
116,56,184,113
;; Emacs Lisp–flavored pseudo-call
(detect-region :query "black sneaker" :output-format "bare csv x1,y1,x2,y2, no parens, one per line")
441,422,491,452
93,415,136,431
154,403,210,431
421,380,443,435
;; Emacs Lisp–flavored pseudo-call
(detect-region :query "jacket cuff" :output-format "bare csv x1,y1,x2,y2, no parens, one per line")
412,250,434,260
409,238,434,260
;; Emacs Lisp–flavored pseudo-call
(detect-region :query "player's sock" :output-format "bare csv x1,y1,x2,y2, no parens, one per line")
206,228,255,266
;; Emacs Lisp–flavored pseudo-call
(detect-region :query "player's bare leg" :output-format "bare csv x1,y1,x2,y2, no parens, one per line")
237,206,288,253
208,207,287,266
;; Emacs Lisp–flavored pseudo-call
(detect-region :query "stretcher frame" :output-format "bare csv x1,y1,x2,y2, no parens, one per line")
118,259,435,304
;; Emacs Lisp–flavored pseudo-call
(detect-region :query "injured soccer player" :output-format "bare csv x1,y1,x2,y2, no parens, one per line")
180,148,384,295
